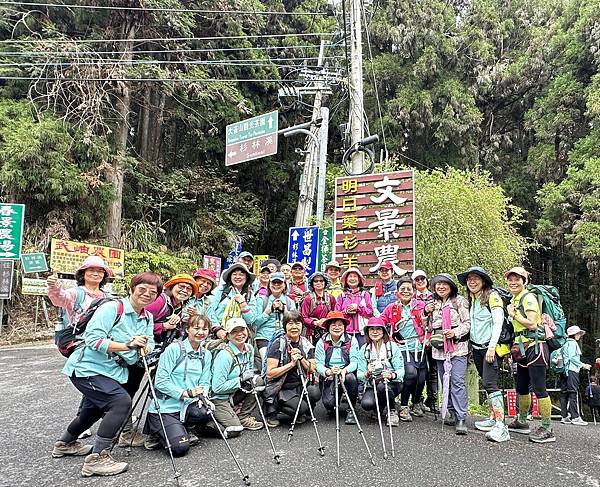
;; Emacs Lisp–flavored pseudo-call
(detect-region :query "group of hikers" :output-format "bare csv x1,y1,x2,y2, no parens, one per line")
46,252,598,479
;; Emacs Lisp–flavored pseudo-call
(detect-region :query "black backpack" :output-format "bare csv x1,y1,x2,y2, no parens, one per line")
487,287,514,345
56,298,124,358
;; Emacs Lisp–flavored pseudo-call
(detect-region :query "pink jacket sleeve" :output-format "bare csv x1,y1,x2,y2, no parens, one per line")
145,294,168,336
301,294,314,328
47,281,77,319
358,291,373,318
334,294,345,312
380,303,393,326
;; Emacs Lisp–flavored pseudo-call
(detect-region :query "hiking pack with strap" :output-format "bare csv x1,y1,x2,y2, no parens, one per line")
155,341,207,400
308,291,333,316
549,346,566,375
205,339,241,376
261,329,313,379
364,340,393,362
58,287,111,330
518,284,567,351
323,333,352,368
261,294,295,314
56,298,124,358
484,287,514,346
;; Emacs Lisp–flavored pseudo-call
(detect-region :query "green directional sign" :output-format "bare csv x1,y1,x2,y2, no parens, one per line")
21,252,48,273
317,226,333,272
0,203,24,260
225,110,278,166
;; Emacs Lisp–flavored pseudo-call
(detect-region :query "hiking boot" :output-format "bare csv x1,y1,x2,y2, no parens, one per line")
345,409,357,425
117,429,145,448
443,412,456,426
188,432,199,447
78,428,92,440
398,405,412,422
560,417,571,424
81,449,128,477
387,408,400,427
144,433,161,451
570,417,588,426
507,419,530,435
411,402,425,418
52,440,93,458
529,426,556,444
240,416,264,431
474,418,496,432
486,422,510,443
455,419,467,435
266,416,280,428
296,414,308,425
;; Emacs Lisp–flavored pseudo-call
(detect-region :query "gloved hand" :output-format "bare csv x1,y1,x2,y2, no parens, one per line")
200,397,215,411
241,369,255,383
582,363,592,371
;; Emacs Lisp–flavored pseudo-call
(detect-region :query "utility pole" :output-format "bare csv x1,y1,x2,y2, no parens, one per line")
315,106,329,224
348,0,365,174
295,40,328,227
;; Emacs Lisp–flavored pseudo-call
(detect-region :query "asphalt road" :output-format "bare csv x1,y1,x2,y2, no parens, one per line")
1,343,599,487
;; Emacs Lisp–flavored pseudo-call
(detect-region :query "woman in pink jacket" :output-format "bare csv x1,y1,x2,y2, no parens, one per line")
334,267,373,348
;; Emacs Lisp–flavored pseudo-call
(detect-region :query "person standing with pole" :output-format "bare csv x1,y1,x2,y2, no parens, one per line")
51,272,160,477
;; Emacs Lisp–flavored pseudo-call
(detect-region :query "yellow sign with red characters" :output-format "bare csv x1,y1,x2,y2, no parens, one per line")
50,239,125,278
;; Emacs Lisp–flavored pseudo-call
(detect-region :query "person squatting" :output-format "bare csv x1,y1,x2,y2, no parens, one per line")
48,255,593,479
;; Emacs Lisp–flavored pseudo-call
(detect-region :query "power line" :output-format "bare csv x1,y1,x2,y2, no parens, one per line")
1,56,342,67
0,1,325,16
0,44,333,56
0,75,331,83
0,32,335,44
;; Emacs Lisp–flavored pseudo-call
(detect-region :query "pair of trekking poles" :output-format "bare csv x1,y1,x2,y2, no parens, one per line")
287,363,377,466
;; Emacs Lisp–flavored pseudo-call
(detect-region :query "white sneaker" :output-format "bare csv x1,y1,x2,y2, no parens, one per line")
560,417,571,424
570,417,588,426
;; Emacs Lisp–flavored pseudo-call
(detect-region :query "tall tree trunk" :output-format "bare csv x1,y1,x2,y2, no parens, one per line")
107,19,137,247
137,85,151,160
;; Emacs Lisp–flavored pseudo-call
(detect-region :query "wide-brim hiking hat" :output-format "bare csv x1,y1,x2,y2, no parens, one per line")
238,251,254,260
225,317,248,335
75,255,113,278
322,310,350,329
222,263,255,286
341,267,365,287
192,268,217,290
308,271,330,291
457,266,493,288
325,260,341,271
430,273,458,295
503,266,529,283
566,325,586,337
164,274,200,295
363,316,388,334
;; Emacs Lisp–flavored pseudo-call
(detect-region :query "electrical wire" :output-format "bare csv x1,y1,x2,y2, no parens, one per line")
360,0,388,163
0,44,334,56
1,56,343,68
0,32,335,44
0,75,331,82
0,0,325,16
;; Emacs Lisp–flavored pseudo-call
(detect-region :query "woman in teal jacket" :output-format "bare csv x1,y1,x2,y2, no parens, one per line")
210,318,264,437
145,315,213,457
357,317,405,427
206,263,258,336
52,272,161,478
254,272,297,361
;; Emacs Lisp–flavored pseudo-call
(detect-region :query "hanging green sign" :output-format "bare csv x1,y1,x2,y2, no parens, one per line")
21,253,48,273
0,203,25,260
317,227,333,272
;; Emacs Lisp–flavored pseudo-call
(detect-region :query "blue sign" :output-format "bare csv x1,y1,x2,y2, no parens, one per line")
223,238,242,270
287,226,319,276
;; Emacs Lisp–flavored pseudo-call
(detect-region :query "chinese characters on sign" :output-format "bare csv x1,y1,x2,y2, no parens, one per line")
203,256,222,279
0,203,25,260
20,253,48,274
334,171,415,285
225,111,278,166
49,239,125,278
0,259,15,299
253,255,270,275
287,226,319,276
317,227,333,272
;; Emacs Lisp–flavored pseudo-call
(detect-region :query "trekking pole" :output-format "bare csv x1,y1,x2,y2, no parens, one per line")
587,371,597,426
199,396,251,486
126,379,152,454
244,379,281,464
372,378,388,460
139,349,181,486
383,378,395,458
339,378,375,466
107,378,150,454
297,362,326,456
287,384,305,443
334,374,341,467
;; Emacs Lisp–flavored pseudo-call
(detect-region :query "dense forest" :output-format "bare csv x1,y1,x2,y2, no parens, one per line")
0,0,598,356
